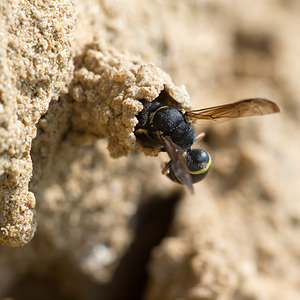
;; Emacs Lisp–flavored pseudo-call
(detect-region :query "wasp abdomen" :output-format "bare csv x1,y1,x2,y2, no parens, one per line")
166,148,211,185
186,149,211,183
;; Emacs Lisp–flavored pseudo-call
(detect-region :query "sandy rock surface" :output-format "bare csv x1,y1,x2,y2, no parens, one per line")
1,1,300,300
0,0,74,247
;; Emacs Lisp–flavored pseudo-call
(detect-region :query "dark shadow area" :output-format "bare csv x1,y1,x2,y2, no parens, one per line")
3,190,183,300
91,190,183,300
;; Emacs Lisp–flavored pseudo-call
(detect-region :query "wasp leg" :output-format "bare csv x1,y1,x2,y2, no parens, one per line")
135,129,149,135
161,161,172,175
194,132,205,142
155,130,164,142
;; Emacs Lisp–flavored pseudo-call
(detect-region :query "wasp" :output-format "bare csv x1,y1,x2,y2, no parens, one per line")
135,90,280,193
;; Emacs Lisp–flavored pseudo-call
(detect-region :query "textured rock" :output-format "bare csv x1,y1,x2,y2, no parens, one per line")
28,39,188,283
0,0,74,247
70,41,190,158
1,1,300,300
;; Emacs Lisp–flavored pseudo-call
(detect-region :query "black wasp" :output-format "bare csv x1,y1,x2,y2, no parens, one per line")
135,90,280,193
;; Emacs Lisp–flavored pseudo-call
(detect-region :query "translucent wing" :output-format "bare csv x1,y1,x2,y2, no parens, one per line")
186,98,280,121
160,135,194,194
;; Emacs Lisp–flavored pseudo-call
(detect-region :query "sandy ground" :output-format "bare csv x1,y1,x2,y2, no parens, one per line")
1,0,300,299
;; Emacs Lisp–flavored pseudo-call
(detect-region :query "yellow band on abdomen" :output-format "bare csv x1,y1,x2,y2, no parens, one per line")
188,153,211,175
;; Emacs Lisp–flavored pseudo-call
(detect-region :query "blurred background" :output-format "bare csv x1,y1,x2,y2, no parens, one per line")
1,1,300,299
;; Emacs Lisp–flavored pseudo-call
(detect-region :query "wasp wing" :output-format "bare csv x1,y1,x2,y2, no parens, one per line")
160,135,194,193
186,98,280,121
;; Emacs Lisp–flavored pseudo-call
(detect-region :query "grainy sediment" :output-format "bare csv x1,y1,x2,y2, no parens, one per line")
70,41,191,157
0,0,74,247
1,1,300,299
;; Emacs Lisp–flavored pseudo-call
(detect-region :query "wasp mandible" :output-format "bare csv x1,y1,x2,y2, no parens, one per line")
135,91,280,193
